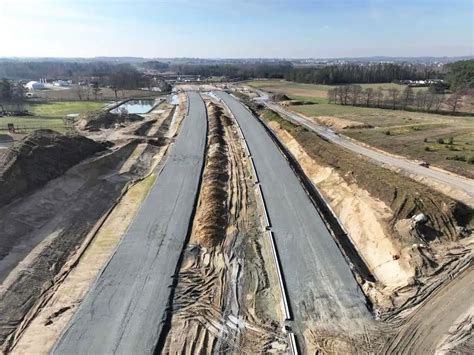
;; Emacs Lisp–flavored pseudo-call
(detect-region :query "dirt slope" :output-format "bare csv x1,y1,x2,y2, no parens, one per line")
0,129,105,208
0,102,181,352
77,110,143,131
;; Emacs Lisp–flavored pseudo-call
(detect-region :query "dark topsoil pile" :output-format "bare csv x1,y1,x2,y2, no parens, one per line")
271,93,291,101
0,129,105,207
262,110,473,243
78,110,143,131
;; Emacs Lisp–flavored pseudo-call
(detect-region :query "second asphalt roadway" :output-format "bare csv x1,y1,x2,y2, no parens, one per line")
215,91,372,351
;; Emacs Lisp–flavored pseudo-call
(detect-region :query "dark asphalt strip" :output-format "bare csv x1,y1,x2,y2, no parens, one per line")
53,91,207,355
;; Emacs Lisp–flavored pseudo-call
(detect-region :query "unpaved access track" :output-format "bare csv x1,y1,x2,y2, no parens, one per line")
52,92,207,354
259,95,474,202
215,91,374,352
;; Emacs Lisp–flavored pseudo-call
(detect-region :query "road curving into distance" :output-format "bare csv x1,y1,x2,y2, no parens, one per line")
260,96,474,198
53,91,207,355
215,91,372,351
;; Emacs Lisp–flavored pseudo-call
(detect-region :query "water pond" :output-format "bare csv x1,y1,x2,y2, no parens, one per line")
111,99,157,114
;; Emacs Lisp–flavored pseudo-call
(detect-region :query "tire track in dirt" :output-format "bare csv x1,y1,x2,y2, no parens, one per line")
163,100,287,353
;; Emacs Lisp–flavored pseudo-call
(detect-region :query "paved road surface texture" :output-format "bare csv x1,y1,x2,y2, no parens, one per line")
53,92,207,354
258,94,474,198
215,91,371,350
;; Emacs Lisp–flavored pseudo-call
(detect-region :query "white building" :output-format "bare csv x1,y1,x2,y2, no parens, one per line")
53,80,71,87
25,81,45,90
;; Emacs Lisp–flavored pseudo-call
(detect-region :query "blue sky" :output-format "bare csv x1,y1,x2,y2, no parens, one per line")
1,0,472,58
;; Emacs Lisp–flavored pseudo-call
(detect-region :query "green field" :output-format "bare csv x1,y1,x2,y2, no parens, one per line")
246,80,473,177
0,101,105,133
247,80,427,104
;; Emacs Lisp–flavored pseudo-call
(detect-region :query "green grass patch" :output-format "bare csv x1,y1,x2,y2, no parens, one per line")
27,101,105,118
0,101,105,133
0,117,67,132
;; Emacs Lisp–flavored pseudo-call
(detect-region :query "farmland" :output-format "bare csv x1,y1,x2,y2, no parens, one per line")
247,80,474,177
247,79,427,103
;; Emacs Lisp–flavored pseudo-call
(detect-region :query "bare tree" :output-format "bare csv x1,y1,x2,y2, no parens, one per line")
11,82,26,110
74,85,85,101
92,83,102,100
387,87,400,109
364,88,374,107
432,94,444,112
401,86,414,109
340,85,351,105
415,91,425,110
446,89,465,113
349,85,363,105
375,87,384,107
335,86,344,104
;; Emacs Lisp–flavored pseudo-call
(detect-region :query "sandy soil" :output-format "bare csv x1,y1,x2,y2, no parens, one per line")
381,242,474,354
264,115,474,353
267,121,413,288
163,101,286,353
10,174,157,354
312,115,373,130
1,96,185,353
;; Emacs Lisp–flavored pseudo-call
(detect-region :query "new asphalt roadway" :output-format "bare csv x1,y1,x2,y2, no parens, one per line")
215,91,371,350
53,91,207,354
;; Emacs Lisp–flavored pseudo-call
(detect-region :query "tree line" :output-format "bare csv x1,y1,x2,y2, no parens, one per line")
444,60,474,90
327,84,469,113
0,61,171,101
169,62,293,79
165,62,439,84
285,63,438,84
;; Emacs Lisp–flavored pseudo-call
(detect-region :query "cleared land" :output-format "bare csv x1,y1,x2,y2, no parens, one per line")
164,99,287,353
0,96,182,353
53,92,207,354
256,105,473,353
216,91,375,353
246,80,474,178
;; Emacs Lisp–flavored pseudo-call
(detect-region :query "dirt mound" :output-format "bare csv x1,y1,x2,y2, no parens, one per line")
0,129,105,207
271,93,290,101
78,110,143,131
287,100,314,106
314,116,374,130
193,104,230,247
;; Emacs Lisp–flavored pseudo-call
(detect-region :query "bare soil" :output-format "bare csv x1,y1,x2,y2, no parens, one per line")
0,99,181,353
261,109,474,353
0,130,105,208
163,100,287,353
